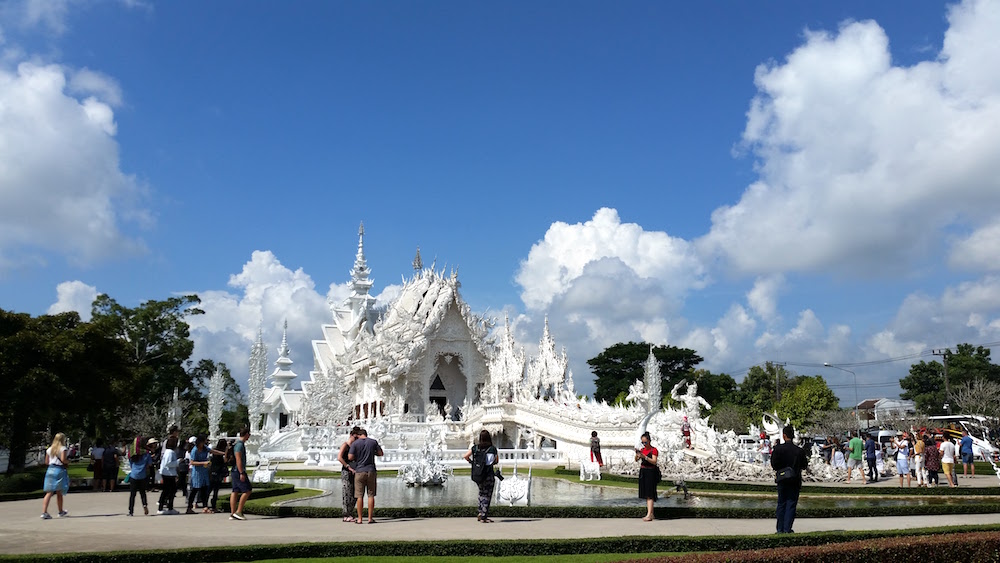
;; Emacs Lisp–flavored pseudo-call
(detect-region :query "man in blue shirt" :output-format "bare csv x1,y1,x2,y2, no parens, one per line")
960,430,975,478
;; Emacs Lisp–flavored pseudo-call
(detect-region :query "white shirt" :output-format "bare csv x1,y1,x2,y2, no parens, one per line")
159,449,179,477
940,441,956,464
47,446,66,466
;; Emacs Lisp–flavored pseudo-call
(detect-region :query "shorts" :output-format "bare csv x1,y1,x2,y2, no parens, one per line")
847,458,863,469
896,458,909,475
355,470,377,498
942,462,954,476
961,451,974,464
231,470,252,494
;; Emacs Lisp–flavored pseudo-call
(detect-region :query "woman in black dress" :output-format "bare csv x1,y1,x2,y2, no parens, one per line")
635,431,659,521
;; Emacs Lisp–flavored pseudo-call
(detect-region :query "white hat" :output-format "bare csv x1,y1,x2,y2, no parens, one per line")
188,436,197,444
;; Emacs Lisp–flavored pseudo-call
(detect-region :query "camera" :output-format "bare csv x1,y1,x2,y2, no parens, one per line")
494,469,504,481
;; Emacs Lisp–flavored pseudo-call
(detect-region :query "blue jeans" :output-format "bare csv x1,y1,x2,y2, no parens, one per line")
775,480,801,533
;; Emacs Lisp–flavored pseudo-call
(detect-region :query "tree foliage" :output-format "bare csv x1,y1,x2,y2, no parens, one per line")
775,375,840,429
900,344,1000,415
588,342,703,404
0,309,131,472
91,293,204,405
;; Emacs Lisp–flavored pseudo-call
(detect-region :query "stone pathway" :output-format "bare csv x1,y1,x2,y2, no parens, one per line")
3,487,1000,556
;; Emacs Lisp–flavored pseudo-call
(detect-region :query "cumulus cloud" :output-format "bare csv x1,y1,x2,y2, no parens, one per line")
746,274,785,323
516,208,707,310
698,0,1000,277
950,217,1000,272
188,250,402,391
47,280,98,320
0,61,147,272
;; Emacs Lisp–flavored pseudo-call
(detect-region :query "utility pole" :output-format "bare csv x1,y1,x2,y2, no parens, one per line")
932,348,951,415
772,362,787,403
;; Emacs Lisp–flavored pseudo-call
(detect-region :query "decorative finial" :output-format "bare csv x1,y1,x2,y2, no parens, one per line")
359,221,364,236
413,247,423,271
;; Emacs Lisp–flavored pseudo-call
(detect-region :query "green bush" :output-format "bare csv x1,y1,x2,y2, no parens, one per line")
0,471,44,493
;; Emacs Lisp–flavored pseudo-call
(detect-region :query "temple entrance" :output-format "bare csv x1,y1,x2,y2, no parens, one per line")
430,396,447,417
429,353,467,419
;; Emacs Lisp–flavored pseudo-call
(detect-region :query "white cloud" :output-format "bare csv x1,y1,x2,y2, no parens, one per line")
950,217,1000,272
698,0,1000,277
516,208,707,310
69,68,123,107
0,61,147,272
188,250,402,391
46,280,98,320
746,274,784,323
20,0,70,35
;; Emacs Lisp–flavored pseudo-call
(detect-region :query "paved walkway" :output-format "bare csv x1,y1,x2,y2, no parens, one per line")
3,485,1000,556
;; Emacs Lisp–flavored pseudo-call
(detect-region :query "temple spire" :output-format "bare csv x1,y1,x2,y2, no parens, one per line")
345,222,377,334
412,246,423,272
270,319,297,390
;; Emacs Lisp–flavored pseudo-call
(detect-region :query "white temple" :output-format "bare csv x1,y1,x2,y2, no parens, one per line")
253,224,844,483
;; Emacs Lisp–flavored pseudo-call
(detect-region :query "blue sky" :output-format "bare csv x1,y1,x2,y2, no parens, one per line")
2,0,999,407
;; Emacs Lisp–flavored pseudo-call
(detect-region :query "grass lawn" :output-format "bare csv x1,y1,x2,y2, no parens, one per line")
239,554,683,563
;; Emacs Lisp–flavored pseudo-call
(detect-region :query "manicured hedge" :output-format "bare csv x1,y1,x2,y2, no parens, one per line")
638,530,1000,562
5,525,1000,563
0,471,44,493
552,468,1000,496
230,500,1000,520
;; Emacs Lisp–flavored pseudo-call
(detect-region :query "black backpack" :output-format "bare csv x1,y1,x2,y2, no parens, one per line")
470,446,490,484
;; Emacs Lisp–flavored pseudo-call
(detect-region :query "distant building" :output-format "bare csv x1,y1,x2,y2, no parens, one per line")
857,398,917,424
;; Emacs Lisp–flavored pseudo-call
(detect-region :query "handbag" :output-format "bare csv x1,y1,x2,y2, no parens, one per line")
775,466,795,482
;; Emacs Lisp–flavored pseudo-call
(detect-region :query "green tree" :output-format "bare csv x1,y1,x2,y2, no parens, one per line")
775,375,840,429
0,310,130,473
588,342,703,404
899,344,1000,415
91,294,204,406
735,362,795,422
708,403,748,433
689,369,738,407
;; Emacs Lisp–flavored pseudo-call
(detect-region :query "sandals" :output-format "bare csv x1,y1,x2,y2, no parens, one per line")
343,516,355,522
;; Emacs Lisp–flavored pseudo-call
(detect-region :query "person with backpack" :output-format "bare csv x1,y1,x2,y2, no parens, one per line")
126,436,152,516
771,425,809,534
463,429,499,523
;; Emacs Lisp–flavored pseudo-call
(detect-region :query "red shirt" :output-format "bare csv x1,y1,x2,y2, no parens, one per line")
640,445,658,468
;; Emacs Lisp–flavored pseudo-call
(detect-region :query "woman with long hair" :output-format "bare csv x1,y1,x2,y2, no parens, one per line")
635,431,659,521
463,429,499,523
187,434,211,514
41,433,70,519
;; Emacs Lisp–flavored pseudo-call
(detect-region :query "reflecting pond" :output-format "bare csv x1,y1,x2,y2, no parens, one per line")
282,477,996,509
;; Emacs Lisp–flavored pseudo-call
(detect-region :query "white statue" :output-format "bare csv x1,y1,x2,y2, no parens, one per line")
671,379,711,420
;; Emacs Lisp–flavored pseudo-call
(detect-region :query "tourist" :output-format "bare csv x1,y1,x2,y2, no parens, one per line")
40,433,70,519
590,431,603,466
187,435,211,514
913,432,926,487
759,434,771,465
126,437,153,516
875,443,885,477
681,416,692,449
90,438,105,491
102,440,120,492
229,427,253,520
894,433,911,488
207,438,229,513
157,436,179,515
846,432,867,484
464,429,499,523
939,435,956,488
635,431,658,522
771,425,809,534
831,437,846,469
960,430,975,478
146,438,161,492
819,436,834,465
337,426,360,522
923,435,940,487
348,427,384,524
176,440,192,500
864,433,878,483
